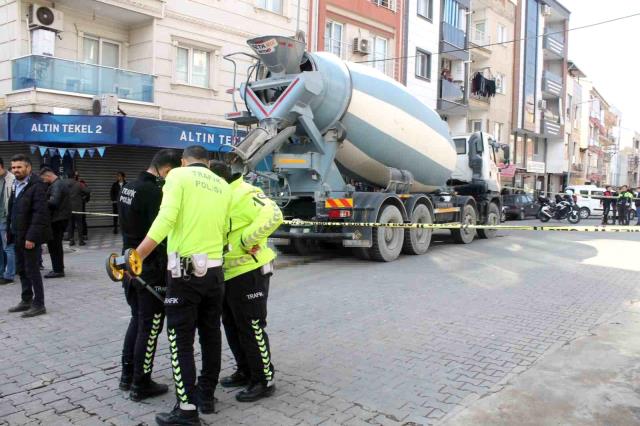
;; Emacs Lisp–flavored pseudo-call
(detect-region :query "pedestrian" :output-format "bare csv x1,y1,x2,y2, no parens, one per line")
616,185,633,226
134,145,231,425
601,185,614,225
66,172,90,246
74,171,90,240
39,167,71,279
119,150,181,401
0,157,15,285
6,154,52,318
110,171,127,234
210,161,282,403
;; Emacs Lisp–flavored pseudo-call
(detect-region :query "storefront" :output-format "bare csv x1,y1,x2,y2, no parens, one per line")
1,112,242,228
511,131,549,194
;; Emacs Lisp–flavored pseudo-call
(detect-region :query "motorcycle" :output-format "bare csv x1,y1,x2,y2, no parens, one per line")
537,196,581,224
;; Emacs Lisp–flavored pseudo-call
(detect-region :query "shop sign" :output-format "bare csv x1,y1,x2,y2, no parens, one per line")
122,117,242,152
526,160,546,174
9,113,118,144
499,163,516,178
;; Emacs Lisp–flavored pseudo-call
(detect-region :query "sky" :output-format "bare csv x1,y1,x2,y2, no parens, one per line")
561,0,640,146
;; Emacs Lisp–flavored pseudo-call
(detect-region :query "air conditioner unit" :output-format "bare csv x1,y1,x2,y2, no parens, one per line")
28,3,64,32
352,38,370,55
542,5,552,16
92,94,119,116
538,99,547,110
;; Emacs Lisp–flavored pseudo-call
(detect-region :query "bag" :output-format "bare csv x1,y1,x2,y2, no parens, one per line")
167,252,181,278
191,253,208,278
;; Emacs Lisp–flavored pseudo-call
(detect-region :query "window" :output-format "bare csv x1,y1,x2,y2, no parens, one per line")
82,36,120,67
494,122,504,142
417,0,433,20
454,138,467,154
372,36,388,75
324,21,343,57
443,0,462,29
470,120,483,132
497,24,508,44
496,73,505,94
257,0,283,14
175,45,210,88
474,21,486,44
415,49,431,80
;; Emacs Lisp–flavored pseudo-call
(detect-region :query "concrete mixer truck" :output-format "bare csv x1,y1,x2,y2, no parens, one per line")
224,35,509,262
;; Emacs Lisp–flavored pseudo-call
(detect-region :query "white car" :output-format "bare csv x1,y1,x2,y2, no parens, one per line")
566,185,605,219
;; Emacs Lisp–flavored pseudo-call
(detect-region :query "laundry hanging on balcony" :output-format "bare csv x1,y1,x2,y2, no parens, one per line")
471,72,496,98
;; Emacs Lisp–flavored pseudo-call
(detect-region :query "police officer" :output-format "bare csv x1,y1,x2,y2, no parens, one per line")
135,146,231,426
118,149,182,401
617,185,634,225
210,161,282,402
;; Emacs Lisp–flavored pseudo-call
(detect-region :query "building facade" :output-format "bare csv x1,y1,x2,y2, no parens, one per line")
402,0,440,109
309,0,404,81
468,0,516,146
436,0,470,135
511,0,569,194
1,0,309,225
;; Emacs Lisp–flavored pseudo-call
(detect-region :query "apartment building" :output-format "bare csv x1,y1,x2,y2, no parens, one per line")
467,0,516,147
585,87,616,187
565,61,588,185
309,0,404,81
402,0,440,109
511,0,569,194
0,0,308,225
436,0,470,135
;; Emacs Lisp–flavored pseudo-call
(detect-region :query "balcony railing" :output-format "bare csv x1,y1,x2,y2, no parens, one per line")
542,113,561,136
440,78,464,102
442,22,466,49
12,55,154,103
542,70,563,97
543,32,565,58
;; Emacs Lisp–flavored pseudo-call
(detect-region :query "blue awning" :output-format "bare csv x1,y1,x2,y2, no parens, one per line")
3,113,242,152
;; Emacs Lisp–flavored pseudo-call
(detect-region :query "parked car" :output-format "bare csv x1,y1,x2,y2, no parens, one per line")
502,194,541,220
566,185,605,219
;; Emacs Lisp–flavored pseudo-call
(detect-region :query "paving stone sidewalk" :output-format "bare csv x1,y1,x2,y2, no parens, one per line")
0,224,638,425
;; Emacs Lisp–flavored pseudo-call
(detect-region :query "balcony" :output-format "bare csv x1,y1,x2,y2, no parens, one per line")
542,115,561,137
543,32,565,59
542,70,563,98
437,79,468,116
469,28,491,59
12,55,154,103
440,22,469,61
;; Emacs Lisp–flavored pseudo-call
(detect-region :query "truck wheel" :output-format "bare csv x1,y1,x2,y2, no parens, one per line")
478,203,500,239
402,204,432,255
276,239,314,256
452,204,477,244
369,204,404,262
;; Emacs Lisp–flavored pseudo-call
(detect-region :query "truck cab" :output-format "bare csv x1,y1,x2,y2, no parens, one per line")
449,132,504,193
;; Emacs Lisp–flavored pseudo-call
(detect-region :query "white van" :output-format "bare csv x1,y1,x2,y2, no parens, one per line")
566,185,605,219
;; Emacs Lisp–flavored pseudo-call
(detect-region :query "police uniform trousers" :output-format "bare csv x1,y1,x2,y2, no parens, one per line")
165,266,224,406
122,271,165,383
222,268,274,384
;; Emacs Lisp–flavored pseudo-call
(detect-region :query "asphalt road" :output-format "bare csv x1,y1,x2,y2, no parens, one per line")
0,219,639,425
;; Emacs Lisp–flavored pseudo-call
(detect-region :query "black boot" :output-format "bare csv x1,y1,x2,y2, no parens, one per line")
130,375,168,401
155,404,201,426
196,382,215,414
119,359,133,391
219,370,249,388
235,381,276,402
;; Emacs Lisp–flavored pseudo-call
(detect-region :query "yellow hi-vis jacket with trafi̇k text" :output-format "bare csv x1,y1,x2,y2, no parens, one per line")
224,176,283,280
147,164,231,260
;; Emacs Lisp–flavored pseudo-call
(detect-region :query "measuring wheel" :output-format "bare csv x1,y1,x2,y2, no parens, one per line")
105,248,142,282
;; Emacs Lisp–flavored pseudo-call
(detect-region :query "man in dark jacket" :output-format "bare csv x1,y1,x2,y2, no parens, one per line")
66,172,90,246
110,172,126,234
40,167,71,278
7,155,52,318
118,150,181,401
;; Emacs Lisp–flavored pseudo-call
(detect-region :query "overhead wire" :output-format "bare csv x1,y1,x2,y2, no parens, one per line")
354,11,640,65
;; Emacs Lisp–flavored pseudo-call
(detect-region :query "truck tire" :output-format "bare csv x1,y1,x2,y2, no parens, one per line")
276,239,314,256
478,203,500,239
452,204,477,244
369,204,404,262
402,204,432,255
